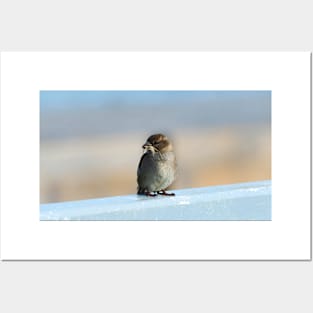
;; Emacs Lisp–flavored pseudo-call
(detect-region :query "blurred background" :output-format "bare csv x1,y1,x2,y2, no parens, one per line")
40,91,271,203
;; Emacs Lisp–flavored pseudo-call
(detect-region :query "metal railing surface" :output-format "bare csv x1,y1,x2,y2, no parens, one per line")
40,180,271,221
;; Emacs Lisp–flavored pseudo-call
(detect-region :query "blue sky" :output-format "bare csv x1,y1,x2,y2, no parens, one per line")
40,90,271,110
40,90,271,140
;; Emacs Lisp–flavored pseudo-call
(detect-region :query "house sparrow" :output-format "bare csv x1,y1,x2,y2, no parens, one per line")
137,133,177,196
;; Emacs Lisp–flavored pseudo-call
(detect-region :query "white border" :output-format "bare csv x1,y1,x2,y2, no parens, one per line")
0,52,310,260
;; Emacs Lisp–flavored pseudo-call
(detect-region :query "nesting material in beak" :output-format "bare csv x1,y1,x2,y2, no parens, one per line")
142,142,155,153
142,142,151,149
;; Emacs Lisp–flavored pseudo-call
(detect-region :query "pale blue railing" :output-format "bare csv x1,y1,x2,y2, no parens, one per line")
40,180,271,221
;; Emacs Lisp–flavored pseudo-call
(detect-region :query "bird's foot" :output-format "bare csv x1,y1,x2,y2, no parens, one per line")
144,191,157,197
157,190,175,196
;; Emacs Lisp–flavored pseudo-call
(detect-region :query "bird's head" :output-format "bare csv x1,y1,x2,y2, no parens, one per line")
142,133,173,153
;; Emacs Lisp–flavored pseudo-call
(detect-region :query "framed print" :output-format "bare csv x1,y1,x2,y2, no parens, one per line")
40,89,272,221
0,52,311,260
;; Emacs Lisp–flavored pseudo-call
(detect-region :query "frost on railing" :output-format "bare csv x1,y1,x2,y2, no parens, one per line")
40,180,271,221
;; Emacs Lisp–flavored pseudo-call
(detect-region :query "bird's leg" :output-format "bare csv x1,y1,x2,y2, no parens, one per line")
144,191,157,197
157,190,175,196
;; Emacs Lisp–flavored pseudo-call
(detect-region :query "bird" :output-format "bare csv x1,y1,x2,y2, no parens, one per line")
137,133,177,196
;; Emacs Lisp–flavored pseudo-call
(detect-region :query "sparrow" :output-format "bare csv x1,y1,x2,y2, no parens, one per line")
137,133,177,196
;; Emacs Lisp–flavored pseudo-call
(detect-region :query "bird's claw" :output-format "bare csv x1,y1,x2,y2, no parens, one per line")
157,190,175,196
144,191,157,197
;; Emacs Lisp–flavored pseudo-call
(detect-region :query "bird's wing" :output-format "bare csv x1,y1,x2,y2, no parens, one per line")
137,152,148,177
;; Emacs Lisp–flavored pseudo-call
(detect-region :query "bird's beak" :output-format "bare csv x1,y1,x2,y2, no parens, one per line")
142,142,152,149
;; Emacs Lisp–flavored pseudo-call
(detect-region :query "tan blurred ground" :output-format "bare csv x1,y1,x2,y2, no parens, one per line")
40,125,271,203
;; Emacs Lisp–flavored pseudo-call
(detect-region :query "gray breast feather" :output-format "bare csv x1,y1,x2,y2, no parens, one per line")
137,151,176,193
